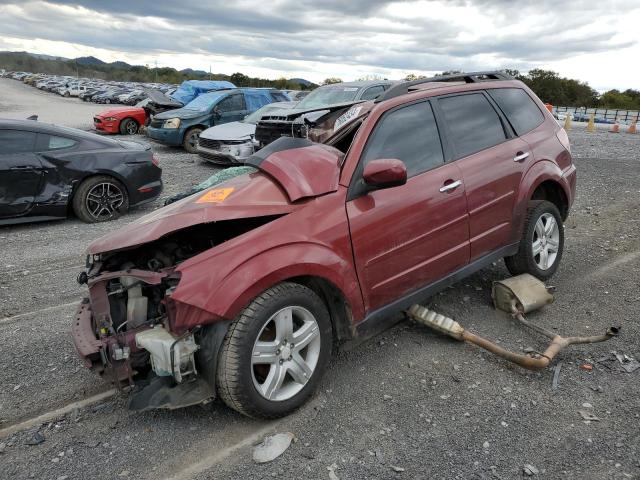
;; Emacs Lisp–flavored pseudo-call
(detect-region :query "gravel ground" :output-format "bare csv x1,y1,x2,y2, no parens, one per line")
0,79,639,480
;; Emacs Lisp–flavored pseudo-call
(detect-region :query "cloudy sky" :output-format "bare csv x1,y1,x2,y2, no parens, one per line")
0,0,638,91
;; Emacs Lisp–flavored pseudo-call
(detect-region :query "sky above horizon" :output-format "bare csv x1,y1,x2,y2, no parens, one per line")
0,0,638,91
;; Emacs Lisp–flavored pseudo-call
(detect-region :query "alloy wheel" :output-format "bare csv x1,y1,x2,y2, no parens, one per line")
85,182,125,220
251,306,321,401
532,212,560,270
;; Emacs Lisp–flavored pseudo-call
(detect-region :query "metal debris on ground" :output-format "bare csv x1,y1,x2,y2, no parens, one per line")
580,363,593,372
523,464,540,476
596,352,640,373
252,432,295,463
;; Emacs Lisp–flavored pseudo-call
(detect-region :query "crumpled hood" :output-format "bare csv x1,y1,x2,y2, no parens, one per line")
154,107,204,121
88,138,342,254
199,122,256,141
96,107,144,118
88,171,297,254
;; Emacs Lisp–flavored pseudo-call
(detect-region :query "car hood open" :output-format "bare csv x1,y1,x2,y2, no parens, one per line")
154,107,205,121
88,139,342,254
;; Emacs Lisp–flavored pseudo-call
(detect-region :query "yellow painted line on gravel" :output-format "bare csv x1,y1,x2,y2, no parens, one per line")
164,422,278,480
0,389,116,438
0,300,79,325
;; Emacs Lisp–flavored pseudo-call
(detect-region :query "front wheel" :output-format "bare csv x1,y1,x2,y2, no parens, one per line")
216,282,332,418
505,200,564,280
119,118,139,135
183,127,203,153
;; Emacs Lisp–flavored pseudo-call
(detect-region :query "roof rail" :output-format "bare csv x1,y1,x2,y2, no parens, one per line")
376,70,513,103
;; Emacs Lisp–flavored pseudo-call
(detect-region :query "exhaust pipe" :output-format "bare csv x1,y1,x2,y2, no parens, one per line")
407,274,619,371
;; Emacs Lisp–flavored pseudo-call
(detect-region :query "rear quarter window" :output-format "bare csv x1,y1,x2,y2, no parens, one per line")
488,88,545,136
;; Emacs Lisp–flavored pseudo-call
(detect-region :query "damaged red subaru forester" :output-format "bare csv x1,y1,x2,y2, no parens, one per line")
72,72,575,418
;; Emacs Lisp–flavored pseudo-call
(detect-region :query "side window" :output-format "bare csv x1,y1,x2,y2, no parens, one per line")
270,92,289,102
245,92,272,111
217,94,246,112
360,101,444,178
488,88,545,136
438,93,507,159
0,130,37,154
360,85,385,101
47,135,77,150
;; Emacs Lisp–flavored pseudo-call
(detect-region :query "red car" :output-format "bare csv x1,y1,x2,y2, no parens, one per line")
93,106,147,135
73,72,575,418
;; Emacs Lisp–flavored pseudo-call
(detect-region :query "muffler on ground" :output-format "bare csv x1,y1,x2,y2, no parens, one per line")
407,274,618,371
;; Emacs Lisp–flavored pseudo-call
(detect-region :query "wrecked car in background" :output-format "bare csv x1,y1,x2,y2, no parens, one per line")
0,118,162,224
147,88,290,153
255,80,391,148
197,101,296,165
72,72,577,419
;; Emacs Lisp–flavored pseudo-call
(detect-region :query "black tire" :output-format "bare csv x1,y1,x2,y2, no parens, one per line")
183,127,203,153
72,175,129,223
64,91,70,97
216,282,332,419
505,200,564,280
119,118,139,135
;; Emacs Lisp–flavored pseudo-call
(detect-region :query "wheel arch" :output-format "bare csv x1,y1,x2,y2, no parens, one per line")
530,179,569,220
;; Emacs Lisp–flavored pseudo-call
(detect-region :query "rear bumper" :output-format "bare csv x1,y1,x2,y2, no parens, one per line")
562,163,577,210
130,179,163,206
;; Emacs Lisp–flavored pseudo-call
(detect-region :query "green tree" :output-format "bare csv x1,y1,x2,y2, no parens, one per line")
322,77,343,85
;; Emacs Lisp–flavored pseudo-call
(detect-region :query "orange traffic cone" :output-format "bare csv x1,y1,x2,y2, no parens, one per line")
609,118,620,133
627,121,637,134
587,114,595,133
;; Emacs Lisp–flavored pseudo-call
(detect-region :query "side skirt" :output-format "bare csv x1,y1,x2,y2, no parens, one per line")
346,243,519,347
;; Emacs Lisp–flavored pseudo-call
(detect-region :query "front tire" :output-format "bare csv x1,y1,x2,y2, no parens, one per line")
72,175,129,223
119,118,139,135
183,127,203,153
216,282,332,419
505,200,564,280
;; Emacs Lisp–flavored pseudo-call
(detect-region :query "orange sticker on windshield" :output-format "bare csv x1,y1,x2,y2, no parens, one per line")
196,187,235,204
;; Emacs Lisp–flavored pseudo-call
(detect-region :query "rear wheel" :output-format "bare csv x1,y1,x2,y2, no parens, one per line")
505,200,564,280
216,282,332,418
183,127,203,153
119,118,139,135
72,175,129,223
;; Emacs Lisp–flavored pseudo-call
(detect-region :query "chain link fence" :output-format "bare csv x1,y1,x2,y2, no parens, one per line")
555,106,640,124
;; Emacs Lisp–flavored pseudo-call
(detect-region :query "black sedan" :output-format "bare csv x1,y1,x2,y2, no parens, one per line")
0,118,162,225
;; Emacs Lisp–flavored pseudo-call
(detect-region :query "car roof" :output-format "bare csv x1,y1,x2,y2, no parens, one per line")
322,80,390,88
0,118,117,145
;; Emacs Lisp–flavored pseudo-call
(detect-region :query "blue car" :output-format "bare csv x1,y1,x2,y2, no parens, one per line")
147,88,290,152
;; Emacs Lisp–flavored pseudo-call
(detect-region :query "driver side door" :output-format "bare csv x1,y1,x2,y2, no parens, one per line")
212,93,248,126
346,101,470,312
0,129,43,219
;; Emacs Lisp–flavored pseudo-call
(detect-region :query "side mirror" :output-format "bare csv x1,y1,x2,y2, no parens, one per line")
362,159,407,190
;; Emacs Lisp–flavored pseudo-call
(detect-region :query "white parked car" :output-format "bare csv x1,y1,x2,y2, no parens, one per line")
197,101,296,165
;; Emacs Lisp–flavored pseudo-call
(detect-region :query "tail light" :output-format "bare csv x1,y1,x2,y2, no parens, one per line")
151,153,160,167
556,128,571,154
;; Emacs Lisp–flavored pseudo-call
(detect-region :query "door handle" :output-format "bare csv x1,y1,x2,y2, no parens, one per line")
439,180,462,193
514,152,530,162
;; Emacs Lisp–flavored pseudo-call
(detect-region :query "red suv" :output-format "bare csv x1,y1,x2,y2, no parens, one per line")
73,72,575,418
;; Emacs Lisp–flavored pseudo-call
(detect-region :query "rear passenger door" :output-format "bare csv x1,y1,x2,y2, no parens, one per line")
436,92,532,261
347,101,470,312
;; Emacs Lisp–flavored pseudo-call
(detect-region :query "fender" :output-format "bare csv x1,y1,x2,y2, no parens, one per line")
171,242,364,330
513,159,572,238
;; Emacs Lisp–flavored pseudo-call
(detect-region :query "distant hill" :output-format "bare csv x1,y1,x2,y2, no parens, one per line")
289,77,313,87
180,68,209,76
0,50,318,90
75,56,105,66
